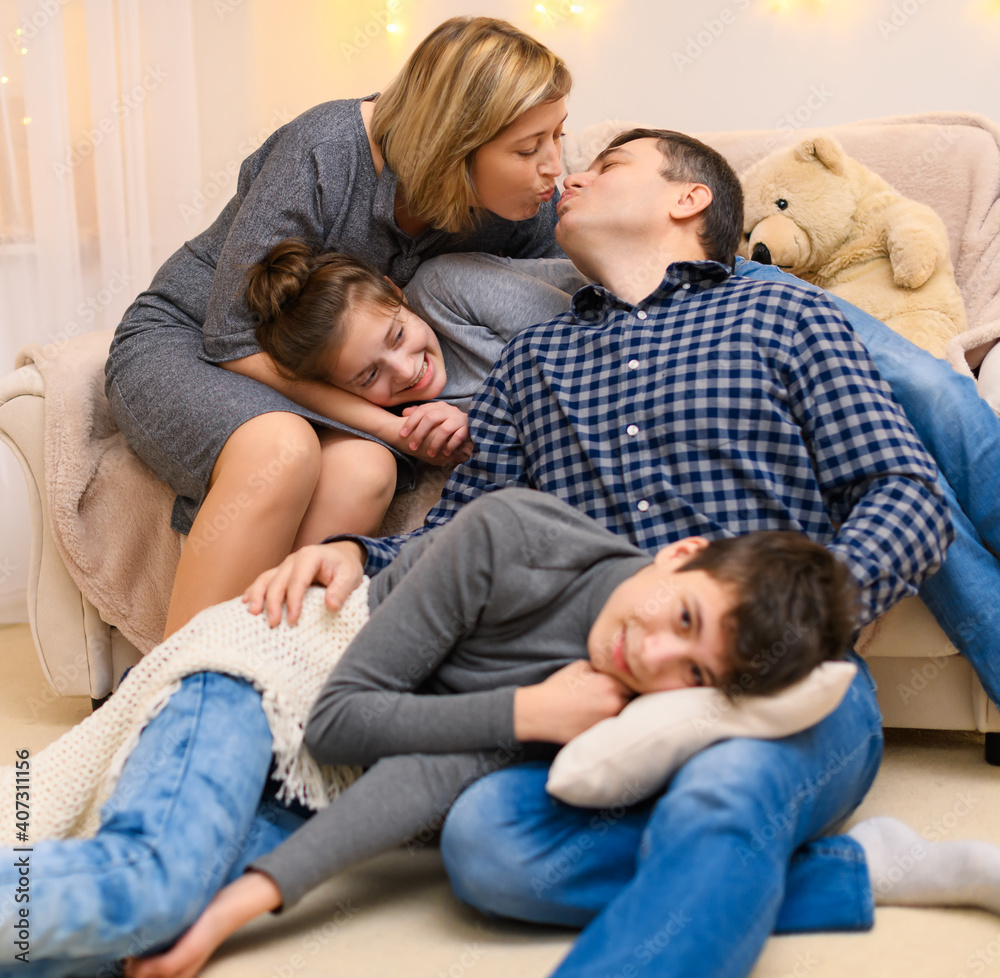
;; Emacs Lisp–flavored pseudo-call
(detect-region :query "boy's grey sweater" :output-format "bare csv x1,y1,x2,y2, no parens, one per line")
250,489,650,908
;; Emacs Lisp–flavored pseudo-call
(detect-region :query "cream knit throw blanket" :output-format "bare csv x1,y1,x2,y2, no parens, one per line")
0,584,371,844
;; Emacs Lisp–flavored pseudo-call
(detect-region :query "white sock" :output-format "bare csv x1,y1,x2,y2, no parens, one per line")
849,816,1000,915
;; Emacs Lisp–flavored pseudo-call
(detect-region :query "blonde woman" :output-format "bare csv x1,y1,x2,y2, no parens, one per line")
105,17,570,638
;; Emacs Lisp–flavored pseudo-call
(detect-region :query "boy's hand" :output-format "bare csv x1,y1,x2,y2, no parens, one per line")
399,402,473,463
514,661,634,745
242,540,365,627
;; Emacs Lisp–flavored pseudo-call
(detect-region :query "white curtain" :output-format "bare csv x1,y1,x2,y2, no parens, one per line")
0,0,202,621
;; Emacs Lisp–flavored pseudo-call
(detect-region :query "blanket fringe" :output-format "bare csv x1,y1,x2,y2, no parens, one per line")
0,584,370,843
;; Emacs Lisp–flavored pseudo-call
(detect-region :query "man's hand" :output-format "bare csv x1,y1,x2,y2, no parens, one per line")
242,540,365,627
399,401,473,464
514,661,634,745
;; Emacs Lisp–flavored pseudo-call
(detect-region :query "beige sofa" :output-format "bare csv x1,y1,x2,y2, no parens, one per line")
2,111,999,754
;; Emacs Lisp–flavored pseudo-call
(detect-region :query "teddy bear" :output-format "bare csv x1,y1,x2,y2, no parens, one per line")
739,133,967,360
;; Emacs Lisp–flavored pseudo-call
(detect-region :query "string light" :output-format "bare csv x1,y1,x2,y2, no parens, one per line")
20,47,27,54
22,117,31,125
767,0,832,9
534,3,585,16
0,77,8,84
386,22,400,32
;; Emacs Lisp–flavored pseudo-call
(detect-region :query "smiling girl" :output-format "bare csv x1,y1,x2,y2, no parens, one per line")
244,240,472,474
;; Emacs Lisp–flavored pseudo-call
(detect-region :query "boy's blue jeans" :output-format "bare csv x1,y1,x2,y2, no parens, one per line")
0,672,303,978
441,656,884,978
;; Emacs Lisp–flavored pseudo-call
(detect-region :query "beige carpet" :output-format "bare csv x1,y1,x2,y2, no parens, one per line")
3,622,1000,978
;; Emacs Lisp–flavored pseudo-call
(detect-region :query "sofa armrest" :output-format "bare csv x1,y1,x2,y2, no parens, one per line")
0,365,140,698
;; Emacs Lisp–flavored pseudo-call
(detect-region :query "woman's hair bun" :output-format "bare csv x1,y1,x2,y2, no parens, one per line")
245,238,316,322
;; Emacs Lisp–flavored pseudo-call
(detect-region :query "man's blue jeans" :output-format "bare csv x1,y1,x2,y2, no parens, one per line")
738,259,1000,704
0,672,302,978
441,656,884,978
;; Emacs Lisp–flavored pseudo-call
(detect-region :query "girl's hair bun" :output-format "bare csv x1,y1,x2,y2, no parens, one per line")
245,238,317,323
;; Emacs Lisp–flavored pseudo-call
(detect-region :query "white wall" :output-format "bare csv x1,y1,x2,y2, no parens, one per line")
2,0,997,621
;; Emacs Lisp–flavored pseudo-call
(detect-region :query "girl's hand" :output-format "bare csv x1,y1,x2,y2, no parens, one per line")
399,402,473,464
514,661,634,745
243,541,366,626
124,872,282,978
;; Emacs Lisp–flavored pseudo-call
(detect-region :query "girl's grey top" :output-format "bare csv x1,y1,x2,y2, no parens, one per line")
249,489,650,908
403,253,589,409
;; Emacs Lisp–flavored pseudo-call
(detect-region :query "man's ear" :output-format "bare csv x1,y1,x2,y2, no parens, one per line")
667,183,713,221
654,535,710,568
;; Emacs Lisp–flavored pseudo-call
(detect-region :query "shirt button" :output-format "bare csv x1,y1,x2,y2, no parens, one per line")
636,310,648,320
637,499,650,512
681,283,691,290
628,359,640,369
626,424,639,436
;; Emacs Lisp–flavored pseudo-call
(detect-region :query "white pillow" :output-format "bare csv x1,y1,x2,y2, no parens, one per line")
546,660,857,808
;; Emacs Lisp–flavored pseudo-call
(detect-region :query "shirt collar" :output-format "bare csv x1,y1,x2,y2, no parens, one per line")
570,259,733,322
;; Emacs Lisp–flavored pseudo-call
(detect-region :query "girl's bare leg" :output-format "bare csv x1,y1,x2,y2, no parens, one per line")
163,413,322,637
292,431,398,547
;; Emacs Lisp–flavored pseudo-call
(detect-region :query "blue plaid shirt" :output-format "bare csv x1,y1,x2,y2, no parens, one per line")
351,260,951,625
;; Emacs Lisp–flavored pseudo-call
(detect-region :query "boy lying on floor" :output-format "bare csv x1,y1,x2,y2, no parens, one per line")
125,486,855,977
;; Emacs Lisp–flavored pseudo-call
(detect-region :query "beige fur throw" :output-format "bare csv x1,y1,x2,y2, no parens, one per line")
0,585,369,844
16,330,182,653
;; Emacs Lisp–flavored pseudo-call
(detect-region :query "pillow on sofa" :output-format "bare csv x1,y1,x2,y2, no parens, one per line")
546,660,857,808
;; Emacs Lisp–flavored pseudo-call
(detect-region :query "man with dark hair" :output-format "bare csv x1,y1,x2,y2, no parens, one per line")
601,127,745,264
226,129,979,978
